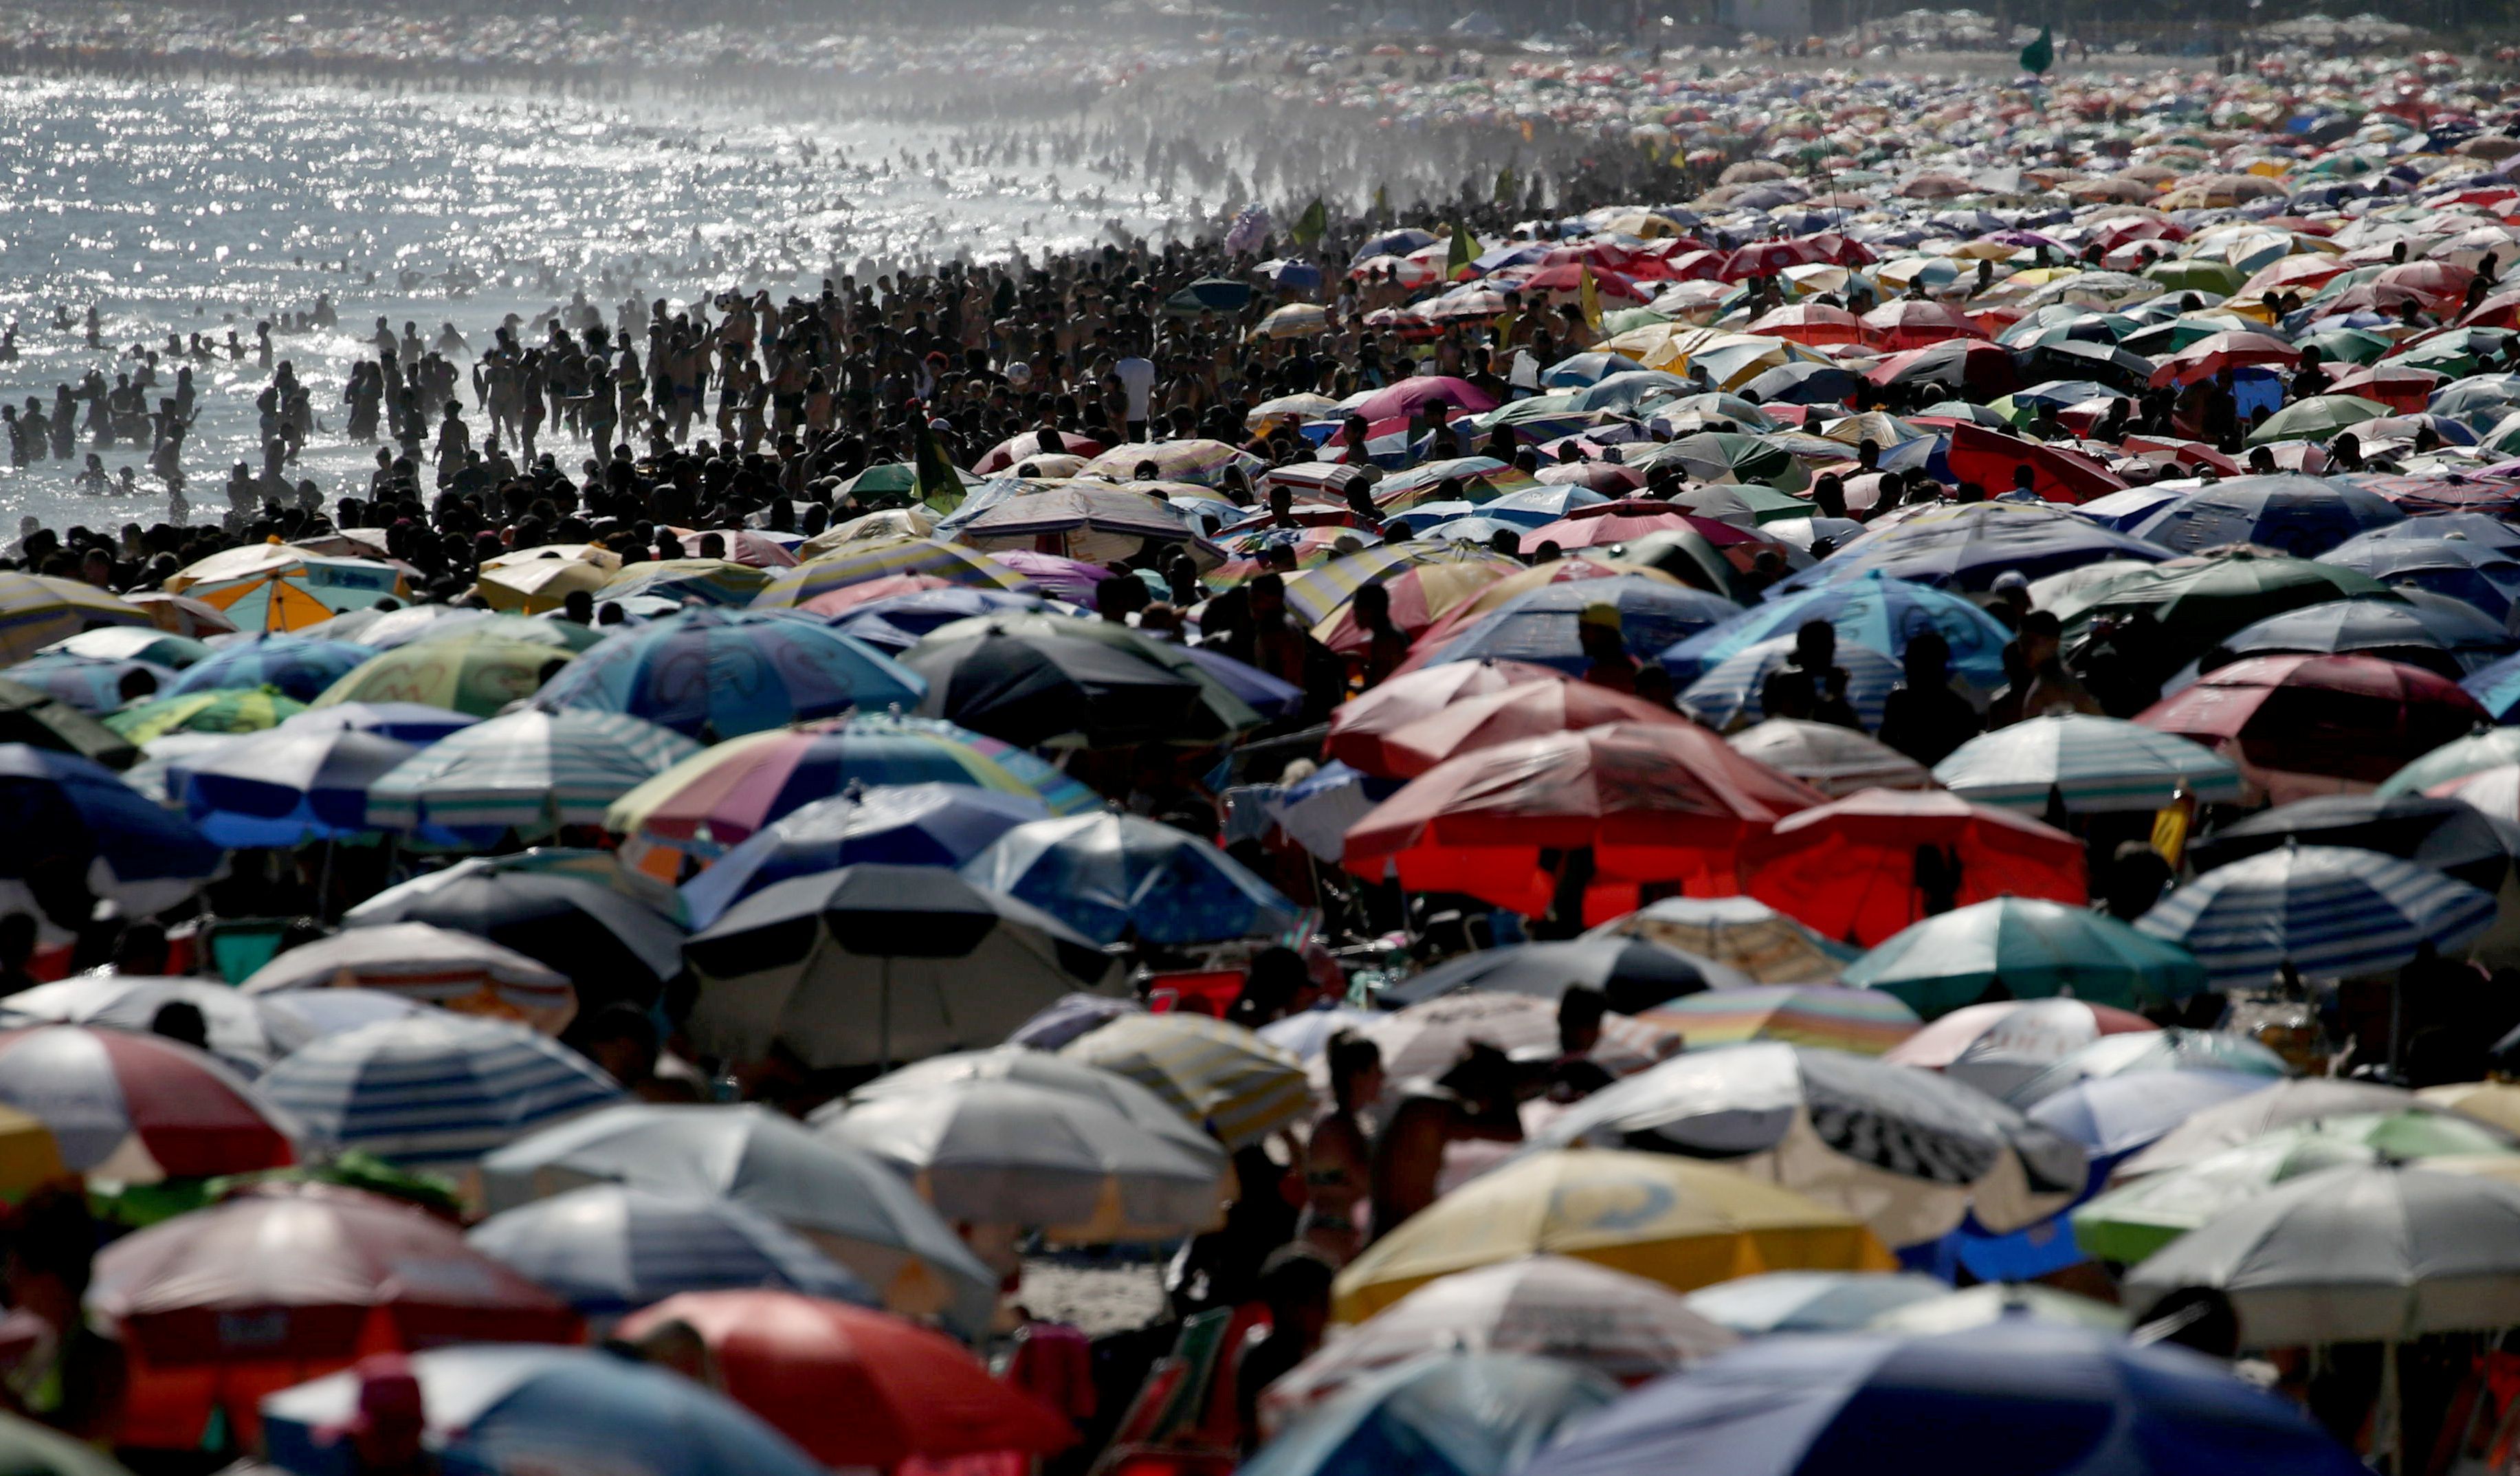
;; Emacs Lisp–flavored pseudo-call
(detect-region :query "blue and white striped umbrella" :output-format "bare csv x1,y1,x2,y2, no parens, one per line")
276,701,479,744
1933,713,2242,813
2134,844,2499,986
165,634,371,703
366,709,698,837
467,1183,872,1319
680,783,1050,929
2129,473,2403,559
534,608,927,741
0,742,223,916
260,1011,625,1168
1678,637,1903,732
962,810,1305,947
178,728,420,847
1660,572,2011,688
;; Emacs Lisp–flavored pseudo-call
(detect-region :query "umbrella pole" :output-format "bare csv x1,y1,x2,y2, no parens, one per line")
314,837,335,923
880,955,892,1075
2381,1339,2402,1476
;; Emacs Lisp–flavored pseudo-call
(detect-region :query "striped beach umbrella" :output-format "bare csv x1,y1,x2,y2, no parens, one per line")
2134,844,2497,986
311,633,577,719
468,1185,872,1319
259,1012,623,1169
533,609,925,740
1660,572,2012,688
1842,899,2208,1020
239,922,577,1036
605,713,1097,857
1932,713,2242,813
1080,438,1265,489
1059,1013,1309,1150
961,811,1305,947
170,547,408,633
367,709,698,837
752,540,1028,610
678,785,1049,929
0,573,150,666
175,728,419,847
595,558,774,609
1636,985,1921,1055
104,686,307,743
0,744,223,915
0,1024,296,1180
1678,637,1904,732
0,975,314,1078
1282,542,1516,627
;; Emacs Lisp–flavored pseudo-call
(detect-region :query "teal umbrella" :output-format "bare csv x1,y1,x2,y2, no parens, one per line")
2378,727,2520,797
1842,897,2209,1019
2246,394,2391,446
1241,1354,1615,1476
1164,277,1252,314
2299,327,2393,366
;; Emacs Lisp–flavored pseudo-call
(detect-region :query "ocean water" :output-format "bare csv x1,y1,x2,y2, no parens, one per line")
0,73,1176,534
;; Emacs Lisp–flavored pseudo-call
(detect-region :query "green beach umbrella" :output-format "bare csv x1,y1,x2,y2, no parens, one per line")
2245,394,2391,446
2299,327,2393,366
1842,898,2209,1019
312,635,579,719
102,686,306,744
2143,258,2246,296
2052,551,2387,668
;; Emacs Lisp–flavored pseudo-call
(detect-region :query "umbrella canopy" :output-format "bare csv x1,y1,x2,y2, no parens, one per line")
467,1185,872,1319
1369,679,1698,780
1635,986,1923,1056
2379,727,2520,797
2134,844,2497,986
2122,1163,2520,1347
752,539,1028,610
2136,653,2488,793
2213,593,2514,680
532,609,925,740
960,811,1303,947
1527,1042,2088,1246
1742,791,2088,949
903,627,1207,749
1883,998,2160,1101
0,573,150,666
312,635,579,719
1421,579,1743,676
175,727,419,847
613,1291,1074,1469
1932,714,2242,813
0,976,313,1078
258,1013,623,1169
1334,1145,1890,1319
2004,1028,2290,1110
1059,1013,1310,1151
1680,1270,1952,1335
104,687,307,744
681,863,1119,1071
1241,1354,1617,1476
164,635,369,704
1323,659,1569,776
2188,793,2516,897
678,784,1049,928
2114,1077,2437,1179
1843,899,2210,1020
99,1185,580,1449
2025,1070,2279,1163
366,709,698,838
2129,474,2402,558
1261,1257,1734,1432
239,924,577,1036
0,676,140,767
476,1103,995,1336
2053,552,2389,670
0,744,223,916
810,1077,1224,1241
1660,573,2011,690
1587,896,1855,986
1380,936,1749,1015
1518,1320,2364,1476
0,1024,295,1182
174,550,408,633
260,1344,819,1476
342,859,687,1012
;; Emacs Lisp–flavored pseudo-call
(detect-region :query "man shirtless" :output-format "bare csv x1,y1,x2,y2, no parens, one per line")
1368,1042,1523,1240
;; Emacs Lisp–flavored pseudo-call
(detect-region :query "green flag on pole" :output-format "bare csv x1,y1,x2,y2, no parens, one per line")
2020,25,2054,76
1447,223,1477,279
913,413,962,511
1494,166,1518,206
1291,197,1328,250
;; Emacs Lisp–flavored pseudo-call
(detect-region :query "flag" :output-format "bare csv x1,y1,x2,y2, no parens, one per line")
1447,223,1477,280
1372,185,1390,223
2020,25,2054,76
2150,788,2193,870
912,412,962,511
1579,263,1602,330
1291,197,1328,250
1494,166,1517,206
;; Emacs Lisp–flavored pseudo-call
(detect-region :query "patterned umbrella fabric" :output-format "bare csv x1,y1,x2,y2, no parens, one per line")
1635,986,1922,1055
0,743,223,915
2135,844,2498,985
468,1184,873,1319
0,573,149,665
752,539,1029,609
1060,1012,1310,1151
1932,713,2241,813
311,635,577,718
175,727,420,846
259,1012,623,1169
239,923,579,1036
164,635,371,703
1587,896,1855,986
962,811,1305,947
0,1024,296,1181
0,975,314,1078
678,784,1049,929
366,709,698,837
531,608,925,740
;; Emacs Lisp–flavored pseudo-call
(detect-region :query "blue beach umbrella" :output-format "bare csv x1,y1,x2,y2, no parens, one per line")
1679,637,1903,731
824,588,1052,653
1659,572,2010,687
1776,505,2171,594
0,742,222,914
2320,536,2520,626
177,727,419,847
2136,844,2499,986
681,784,1050,928
535,608,925,740
1681,1272,1953,1336
962,811,1304,947
259,1011,625,1169
166,634,372,703
2130,474,2402,558
2024,1070,2279,1162
262,1345,826,1476
2,652,177,712
1428,577,1742,673
467,1184,873,1320
1242,1354,1617,1476
275,701,480,744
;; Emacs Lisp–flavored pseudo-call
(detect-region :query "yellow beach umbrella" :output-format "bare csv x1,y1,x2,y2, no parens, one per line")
1059,1013,1309,1152
0,573,149,665
1331,1148,1892,1322
477,544,623,615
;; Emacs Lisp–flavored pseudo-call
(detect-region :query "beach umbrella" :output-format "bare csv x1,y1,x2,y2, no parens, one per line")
165,635,369,704
960,811,1302,947
682,863,1118,1071
678,784,1047,928
1635,986,1922,1056
1660,573,2011,690
1943,422,2127,505
260,1344,819,1476
1342,723,1824,916
1742,792,2087,949
0,573,151,666
467,1185,872,1319
2130,474,2401,558
1881,995,2163,1101
170,548,408,633
1060,1013,1309,1150
239,923,576,1035
1527,1043,2088,1245
1421,578,1742,674
1323,659,1568,776
616,1292,1076,1469
1723,720,1932,798
365,709,698,837
606,712,1095,857
101,1185,579,1449
1586,896,1855,985
531,608,922,740
2213,593,2514,679
2075,1114,2519,1266
1340,993,1677,1087
1369,679,1692,779
1310,561,1523,656
1331,1149,1891,1320
1519,1319,2365,1476
0,744,223,916
1681,1270,1952,1336
2005,1028,2290,1110
1863,1283,2129,1335
104,686,307,743
2247,393,2391,445
475,545,621,613
1678,637,1905,731
2024,1070,2278,1163
2123,1162,2520,1348
2135,844,2496,987
309,636,572,719
843,1044,1209,1141
2138,654,2491,794
595,558,774,610
1778,504,2168,595
342,859,686,1013
2053,551,2388,668
902,627,1205,749
1379,936,1747,1015
2323,536,2520,625
0,1023,296,1183
753,539,1028,610
0,676,140,767
259,1013,621,1169
5,652,177,713
0,976,313,1078
810,1077,1224,1240
175,727,418,847
477,1103,995,1335
2380,726,2520,799
1932,713,2240,813
1244,1354,1615,1476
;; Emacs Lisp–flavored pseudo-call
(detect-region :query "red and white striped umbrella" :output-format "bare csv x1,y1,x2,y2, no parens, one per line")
0,1024,298,1181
